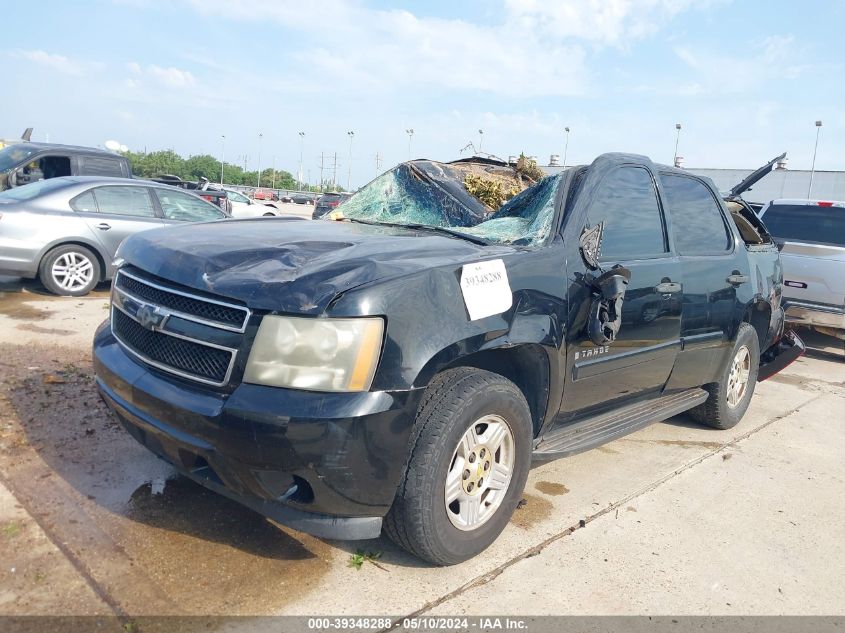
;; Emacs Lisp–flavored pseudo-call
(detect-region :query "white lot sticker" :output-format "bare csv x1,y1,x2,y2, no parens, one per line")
460,259,513,321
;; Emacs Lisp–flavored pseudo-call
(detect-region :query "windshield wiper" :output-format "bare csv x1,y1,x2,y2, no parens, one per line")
339,218,490,245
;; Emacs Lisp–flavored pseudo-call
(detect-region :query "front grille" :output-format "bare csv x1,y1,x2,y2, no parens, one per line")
110,269,249,387
112,308,234,384
115,269,249,331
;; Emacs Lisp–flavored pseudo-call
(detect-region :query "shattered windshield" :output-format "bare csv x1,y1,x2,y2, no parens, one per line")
334,161,561,247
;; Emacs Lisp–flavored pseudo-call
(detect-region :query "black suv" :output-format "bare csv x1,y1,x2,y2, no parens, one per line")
312,191,352,218
0,142,131,191
93,153,802,565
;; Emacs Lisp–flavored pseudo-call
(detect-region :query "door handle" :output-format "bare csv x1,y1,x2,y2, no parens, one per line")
726,274,750,286
654,281,681,293
96,223,111,231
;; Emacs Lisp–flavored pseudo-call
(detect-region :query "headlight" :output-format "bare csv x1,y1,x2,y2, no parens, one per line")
243,316,384,392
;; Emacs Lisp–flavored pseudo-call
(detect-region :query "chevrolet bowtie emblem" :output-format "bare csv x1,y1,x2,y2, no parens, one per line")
135,304,168,331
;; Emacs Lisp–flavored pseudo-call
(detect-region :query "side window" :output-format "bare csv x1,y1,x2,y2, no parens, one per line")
39,155,72,180
80,156,124,177
587,166,666,259
661,174,731,255
92,186,156,217
155,189,224,222
70,190,98,213
762,204,845,247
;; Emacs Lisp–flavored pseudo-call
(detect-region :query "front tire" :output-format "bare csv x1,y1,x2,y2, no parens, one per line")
690,322,760,430
38,244,101,297
384,367,532,565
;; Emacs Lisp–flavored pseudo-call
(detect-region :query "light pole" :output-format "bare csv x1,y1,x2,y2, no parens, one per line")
406,128,414,160
347,131,355,191
478,129,484,153
808,120,823,197
220,135,225,184
256,132,263,188
673,123,682,166
298,132,306,190
562,127,570,169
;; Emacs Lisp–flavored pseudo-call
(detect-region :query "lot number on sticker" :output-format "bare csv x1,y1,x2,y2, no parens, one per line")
460,259,513,321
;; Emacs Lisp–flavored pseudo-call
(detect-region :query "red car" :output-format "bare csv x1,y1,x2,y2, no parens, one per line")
252,189,277,201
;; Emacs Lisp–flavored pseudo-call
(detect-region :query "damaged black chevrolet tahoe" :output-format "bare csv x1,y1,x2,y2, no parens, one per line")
93,153,803,565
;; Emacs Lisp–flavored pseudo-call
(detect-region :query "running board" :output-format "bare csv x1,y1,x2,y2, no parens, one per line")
533,388,709,459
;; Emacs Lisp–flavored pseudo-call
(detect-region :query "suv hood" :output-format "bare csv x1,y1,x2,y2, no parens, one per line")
118,217,512,313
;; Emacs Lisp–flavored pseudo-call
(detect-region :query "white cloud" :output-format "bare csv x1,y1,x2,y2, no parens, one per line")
502,0,717,46
124,62,196,88
182,0,708,98
147,65,196,87
674,34,808,93
10,49,87,75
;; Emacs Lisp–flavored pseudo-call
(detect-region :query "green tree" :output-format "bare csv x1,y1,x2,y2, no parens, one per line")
184,154,222,181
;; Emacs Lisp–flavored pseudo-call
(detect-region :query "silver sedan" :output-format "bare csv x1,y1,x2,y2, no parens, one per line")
0,176,228,296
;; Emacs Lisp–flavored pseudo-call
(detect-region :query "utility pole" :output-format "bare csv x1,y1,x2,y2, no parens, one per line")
298,132,306,190
406,128,414,160
562,127,570,169
220,135,225,184
256,132,263,188
347,131,355,191
271,155,276,190
673,123,682,166
808,120,823,197
332,152,338,191
319,153,325,192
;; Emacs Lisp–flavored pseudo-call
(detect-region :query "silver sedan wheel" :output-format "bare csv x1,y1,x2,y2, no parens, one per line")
51,251,95,292
727,345,751,408
445,414,515,531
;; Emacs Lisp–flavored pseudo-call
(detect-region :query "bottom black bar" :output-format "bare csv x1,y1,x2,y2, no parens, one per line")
1,616,842,633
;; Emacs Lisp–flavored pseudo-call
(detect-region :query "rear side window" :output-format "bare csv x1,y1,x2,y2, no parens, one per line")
80,156,124,177
661,174,731,255
762,204,845,247
155,189,225,222
70,190,98,212
587,166,667,259
92,186,156,217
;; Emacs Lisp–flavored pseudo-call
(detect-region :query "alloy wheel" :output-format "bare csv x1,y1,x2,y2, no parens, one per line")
727,345,751,408
445,414,515,531
51,251,95,293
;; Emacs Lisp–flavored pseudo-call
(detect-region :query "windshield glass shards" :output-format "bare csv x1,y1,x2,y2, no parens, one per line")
333,159,562,247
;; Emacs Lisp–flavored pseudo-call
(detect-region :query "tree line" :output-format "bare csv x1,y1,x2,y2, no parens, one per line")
121,150,338,191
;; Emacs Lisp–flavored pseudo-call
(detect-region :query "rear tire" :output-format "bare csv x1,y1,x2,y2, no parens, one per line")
384,367,532,566
38,244,101,297
689,322,759,430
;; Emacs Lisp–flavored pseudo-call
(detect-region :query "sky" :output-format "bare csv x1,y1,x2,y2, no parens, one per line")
3,0,844,188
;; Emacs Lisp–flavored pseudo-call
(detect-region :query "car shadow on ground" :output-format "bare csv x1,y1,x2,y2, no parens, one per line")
0,274,111,298
1,346,322,564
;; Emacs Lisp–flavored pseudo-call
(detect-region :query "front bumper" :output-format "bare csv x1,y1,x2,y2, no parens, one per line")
93,323,423,540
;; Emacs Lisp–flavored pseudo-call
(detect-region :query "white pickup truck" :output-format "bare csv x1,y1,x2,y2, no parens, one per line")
758,198,845,343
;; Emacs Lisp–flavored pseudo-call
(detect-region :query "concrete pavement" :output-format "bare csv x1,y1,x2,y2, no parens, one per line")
0,281,842,618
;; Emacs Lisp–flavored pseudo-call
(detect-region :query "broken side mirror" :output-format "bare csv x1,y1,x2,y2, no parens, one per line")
587,265,631,346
